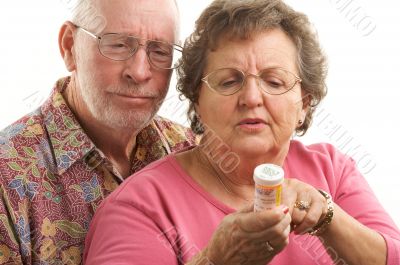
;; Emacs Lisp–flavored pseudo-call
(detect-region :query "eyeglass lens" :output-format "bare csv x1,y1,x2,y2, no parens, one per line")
206,68,297,95
98,33,181,69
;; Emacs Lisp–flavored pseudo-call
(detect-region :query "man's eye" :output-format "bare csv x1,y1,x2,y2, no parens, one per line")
153,49,170,57
102,41,128,50
110,43,127,49
150,46,172,57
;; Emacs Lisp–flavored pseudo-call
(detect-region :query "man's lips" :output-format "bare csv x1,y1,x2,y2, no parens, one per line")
113,93,156,105
114,92,155,99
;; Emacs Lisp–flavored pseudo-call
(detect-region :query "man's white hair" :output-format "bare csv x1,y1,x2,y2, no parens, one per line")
70,0,92,26
70,0,106,34
70,0,180,39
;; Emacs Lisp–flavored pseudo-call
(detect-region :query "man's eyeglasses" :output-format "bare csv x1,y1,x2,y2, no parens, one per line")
201,67,302,96
77,26,183,70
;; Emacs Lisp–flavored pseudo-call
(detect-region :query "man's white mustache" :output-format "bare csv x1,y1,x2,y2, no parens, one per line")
110,85,159,97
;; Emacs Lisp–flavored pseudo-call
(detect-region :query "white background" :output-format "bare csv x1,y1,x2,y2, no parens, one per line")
0,1,399,227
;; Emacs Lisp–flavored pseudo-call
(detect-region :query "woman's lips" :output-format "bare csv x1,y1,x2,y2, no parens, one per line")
237,118,268,132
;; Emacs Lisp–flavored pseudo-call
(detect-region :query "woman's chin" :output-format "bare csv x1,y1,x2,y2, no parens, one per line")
231,140,276,158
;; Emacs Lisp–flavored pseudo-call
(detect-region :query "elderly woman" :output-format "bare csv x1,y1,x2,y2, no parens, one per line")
84,0,400,264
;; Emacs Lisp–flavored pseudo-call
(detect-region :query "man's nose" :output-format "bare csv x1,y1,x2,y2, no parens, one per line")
122,46,152,83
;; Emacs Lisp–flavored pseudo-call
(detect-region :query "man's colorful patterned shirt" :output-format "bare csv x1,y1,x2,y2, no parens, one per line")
0,77,196,264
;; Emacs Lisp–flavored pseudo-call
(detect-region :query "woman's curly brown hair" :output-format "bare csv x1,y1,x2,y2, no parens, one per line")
177,0,328,135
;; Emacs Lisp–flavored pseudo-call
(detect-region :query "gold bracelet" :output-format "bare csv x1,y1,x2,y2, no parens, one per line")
308,189,334,236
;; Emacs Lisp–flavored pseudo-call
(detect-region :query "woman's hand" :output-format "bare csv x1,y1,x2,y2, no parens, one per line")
282,178,328,235
192,205,291,265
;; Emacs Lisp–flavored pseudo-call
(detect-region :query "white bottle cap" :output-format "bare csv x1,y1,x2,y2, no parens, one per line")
253,164,284,186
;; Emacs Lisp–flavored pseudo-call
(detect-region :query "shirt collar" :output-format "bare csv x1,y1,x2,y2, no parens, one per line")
42,77,97,175
42,77,172,176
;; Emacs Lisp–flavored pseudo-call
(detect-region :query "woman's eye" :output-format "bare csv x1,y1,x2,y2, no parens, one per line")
265,78,284,88
220,79,240,88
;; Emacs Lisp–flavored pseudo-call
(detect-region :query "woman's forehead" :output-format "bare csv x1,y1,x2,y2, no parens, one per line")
205,30,298,72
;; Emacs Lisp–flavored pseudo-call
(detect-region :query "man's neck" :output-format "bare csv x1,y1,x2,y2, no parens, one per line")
63,76,140,178
82,118,139,178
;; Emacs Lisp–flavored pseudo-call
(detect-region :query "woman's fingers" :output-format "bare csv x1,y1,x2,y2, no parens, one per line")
268,224,291,252
250,209,291,240
206,205,291,265
236,205,290,233
281,178,330,235
291,190,312,226
252,213,292,253
237,202,256,214
237,207,292,262
293,189,328,234
281,184,297,215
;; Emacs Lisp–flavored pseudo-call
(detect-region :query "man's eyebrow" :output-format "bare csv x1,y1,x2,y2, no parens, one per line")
99,31,173,44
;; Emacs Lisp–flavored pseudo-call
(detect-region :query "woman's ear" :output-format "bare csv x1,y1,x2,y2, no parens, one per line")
300,91,312,111
59,21,77,72
297,91,312,125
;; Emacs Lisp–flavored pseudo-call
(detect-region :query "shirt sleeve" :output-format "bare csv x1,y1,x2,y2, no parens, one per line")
334,156,400,265
84,198,180,265
0,185,24,264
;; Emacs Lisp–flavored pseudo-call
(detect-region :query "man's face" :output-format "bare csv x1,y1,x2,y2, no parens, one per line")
73,0,178,130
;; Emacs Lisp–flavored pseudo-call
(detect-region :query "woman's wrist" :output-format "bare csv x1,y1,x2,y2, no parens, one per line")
186,247,215,265
308,189,334,236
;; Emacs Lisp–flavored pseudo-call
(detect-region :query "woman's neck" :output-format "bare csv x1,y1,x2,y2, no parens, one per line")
176,134,291,209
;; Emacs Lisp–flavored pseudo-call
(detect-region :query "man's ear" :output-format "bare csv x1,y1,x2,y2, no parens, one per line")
59,21,77,72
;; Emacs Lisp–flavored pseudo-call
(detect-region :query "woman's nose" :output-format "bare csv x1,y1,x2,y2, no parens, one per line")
238,75,264,108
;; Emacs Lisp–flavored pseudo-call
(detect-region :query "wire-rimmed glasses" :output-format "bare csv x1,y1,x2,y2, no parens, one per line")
77,26,182,70
201,67,302,96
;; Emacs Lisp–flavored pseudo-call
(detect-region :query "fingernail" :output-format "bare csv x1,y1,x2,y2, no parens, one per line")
283,206,289,214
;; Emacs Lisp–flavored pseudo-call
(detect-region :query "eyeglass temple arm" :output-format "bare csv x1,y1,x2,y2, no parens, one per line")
77,26,100,40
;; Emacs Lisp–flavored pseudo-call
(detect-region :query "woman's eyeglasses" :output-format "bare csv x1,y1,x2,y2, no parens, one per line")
202,67,302,96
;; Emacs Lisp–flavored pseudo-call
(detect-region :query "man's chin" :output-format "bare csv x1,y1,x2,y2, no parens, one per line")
97,109,156,131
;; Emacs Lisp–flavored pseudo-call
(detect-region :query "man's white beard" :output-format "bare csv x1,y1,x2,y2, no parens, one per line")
79,74,164,131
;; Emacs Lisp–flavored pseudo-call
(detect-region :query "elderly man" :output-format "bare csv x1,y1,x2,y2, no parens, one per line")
0,0,195,264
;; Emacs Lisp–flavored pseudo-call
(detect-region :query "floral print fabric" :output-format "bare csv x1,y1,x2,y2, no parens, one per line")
0,77,196,264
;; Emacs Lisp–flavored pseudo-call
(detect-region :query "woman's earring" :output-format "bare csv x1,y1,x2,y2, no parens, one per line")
298,120,303,126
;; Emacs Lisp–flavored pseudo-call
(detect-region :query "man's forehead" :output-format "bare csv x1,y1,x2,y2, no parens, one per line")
96,0,178,26
96,0,177,14
94,0,179,40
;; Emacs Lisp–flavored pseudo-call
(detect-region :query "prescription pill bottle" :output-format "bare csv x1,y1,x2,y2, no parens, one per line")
253,164,284,212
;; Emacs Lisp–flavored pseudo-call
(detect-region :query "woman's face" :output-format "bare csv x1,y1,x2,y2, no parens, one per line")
196,28,307,160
